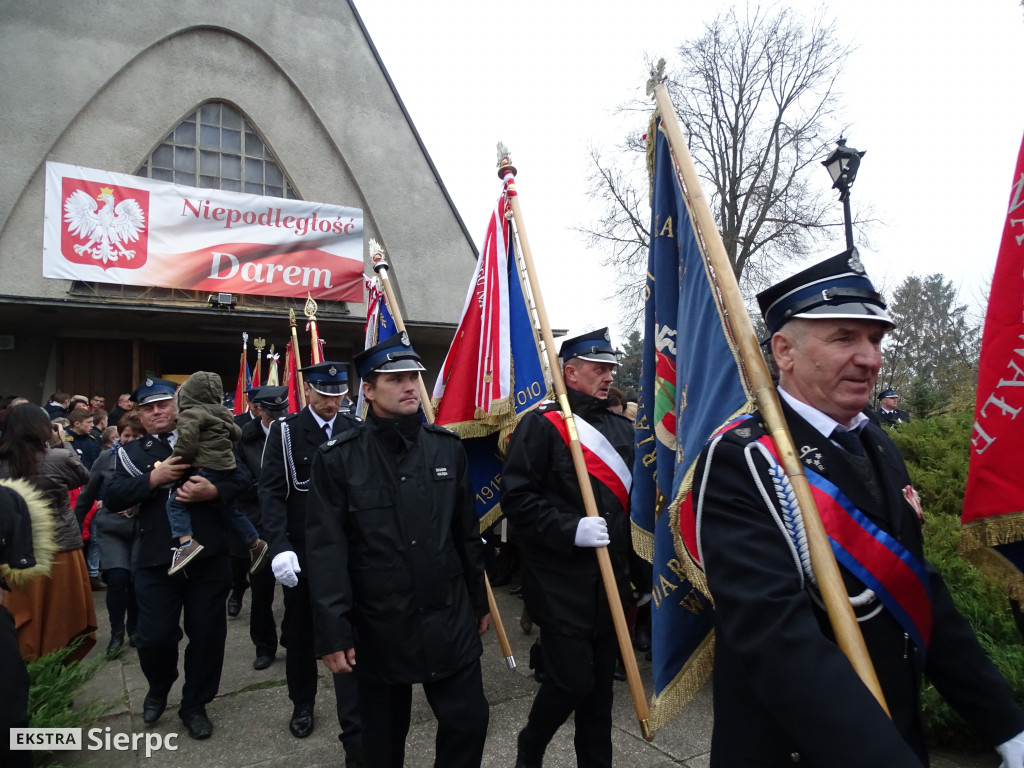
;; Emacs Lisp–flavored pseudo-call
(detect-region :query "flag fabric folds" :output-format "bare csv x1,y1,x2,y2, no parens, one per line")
355,275,397,418
432,179,549,529
284,341,301,414
631,113,753,732
960,132,1024,601
232,336,251,415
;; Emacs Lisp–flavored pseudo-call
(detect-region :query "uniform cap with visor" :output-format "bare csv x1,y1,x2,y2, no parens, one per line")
299,361,349,397
559,328,619,366
756,249,893,338
354,332,426,379
130,377,177,406
878,387,899,401
252,385,289,412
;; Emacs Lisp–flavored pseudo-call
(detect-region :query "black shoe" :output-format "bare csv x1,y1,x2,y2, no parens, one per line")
142,693,167,724
227,595,242,617
253,654,275,670
127,633,137,648
634,625,652,653
508,584,523,596
180,709,213,740
105,633,124,659
289,702,314,738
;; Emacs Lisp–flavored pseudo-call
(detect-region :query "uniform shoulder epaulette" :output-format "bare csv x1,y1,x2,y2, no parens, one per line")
537,400,558,413
424,422,458,438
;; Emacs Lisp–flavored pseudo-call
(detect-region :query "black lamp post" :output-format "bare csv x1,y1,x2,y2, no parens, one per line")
821,138,865,251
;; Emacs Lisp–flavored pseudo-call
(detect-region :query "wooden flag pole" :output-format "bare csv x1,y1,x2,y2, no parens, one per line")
647,61,889,716
497,144,653,741
366,239,517,671
288,309,307,409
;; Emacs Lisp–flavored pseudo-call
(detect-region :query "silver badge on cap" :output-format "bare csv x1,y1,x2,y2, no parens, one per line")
400,331,410,346
145,378,154,387
847,251,865,274
328,365,338,376
603,330,610,341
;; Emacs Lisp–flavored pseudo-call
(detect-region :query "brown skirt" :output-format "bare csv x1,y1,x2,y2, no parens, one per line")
5,548,97,662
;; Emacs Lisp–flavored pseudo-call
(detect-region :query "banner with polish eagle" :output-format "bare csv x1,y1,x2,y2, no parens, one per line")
43,161,363,302
432,177,550,529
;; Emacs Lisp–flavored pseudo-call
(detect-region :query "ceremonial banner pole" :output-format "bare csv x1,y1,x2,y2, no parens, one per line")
367,239,516,670
306,294,323,365
288,309,307,409
253,337,265,387
647,62,888,715
498,145,653,740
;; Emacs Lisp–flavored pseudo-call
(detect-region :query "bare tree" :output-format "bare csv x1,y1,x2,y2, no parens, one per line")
582,4,859,328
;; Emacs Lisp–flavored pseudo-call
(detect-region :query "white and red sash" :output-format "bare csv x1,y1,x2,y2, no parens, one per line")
543,410,631,512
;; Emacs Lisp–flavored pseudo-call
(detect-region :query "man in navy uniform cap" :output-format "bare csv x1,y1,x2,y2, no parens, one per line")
876,386,911,428
502,327,634,768
232,385,289,667
105,376,251,740
690,250,1024,766
258,361,362,762
234,385,261,427
305,332,490,768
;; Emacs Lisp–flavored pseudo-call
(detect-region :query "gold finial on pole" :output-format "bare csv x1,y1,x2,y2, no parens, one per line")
288,308,307,407
305,293,322,365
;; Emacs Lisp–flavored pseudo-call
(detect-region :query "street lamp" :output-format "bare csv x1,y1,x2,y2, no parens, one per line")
821,138,865,251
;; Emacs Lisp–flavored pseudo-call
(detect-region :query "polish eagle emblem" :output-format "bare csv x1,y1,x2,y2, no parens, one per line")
63,186,146,265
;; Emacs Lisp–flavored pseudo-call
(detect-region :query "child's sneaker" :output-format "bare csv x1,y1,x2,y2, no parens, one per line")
168,539,204,575
249,539,269,575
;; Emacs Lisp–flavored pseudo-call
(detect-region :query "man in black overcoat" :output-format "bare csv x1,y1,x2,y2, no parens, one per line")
502,328,635,768
259,362,362,764
691,252,1024,767
233,386,288,670
305,333,490,768
105,377,250,740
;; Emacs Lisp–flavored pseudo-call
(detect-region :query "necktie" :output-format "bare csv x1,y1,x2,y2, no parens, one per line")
323,422,332,442
159,431,174,447
830,427,865,457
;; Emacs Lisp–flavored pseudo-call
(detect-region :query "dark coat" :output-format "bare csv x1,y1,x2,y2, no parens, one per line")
67,431,100,471
501,389,634,637
105,434,251,569
258,406,360,562
234,418,268,528
693,400,1024,767
0,446,89,553
877,407,912,428
304,411,488,685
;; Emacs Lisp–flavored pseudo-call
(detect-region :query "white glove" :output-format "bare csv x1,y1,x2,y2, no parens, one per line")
574,516,610,548
997,728,1024,768
272,551,301,588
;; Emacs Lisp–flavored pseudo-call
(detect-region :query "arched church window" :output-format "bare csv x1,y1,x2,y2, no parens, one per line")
134,102,296,199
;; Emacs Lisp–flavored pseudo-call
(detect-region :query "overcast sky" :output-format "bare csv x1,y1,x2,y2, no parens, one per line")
355,1,1024,342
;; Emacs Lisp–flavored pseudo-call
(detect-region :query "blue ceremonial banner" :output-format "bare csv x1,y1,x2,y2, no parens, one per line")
632,114,752,732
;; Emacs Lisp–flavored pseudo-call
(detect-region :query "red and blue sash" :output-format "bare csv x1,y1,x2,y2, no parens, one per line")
723,416,934,656
543,410,631,512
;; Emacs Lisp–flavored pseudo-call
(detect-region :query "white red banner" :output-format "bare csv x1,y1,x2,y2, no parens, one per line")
43,162,364,301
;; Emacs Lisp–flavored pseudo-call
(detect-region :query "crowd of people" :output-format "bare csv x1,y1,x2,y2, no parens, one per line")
1,253,1023,768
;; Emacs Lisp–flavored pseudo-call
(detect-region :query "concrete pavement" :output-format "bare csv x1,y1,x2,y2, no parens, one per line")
55,582,997,767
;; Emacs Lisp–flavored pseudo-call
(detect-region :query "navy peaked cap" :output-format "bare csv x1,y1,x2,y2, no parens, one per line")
354,332,425,379
878,387,899,400
131,377,177,405
252,385,289,410
756,249,893,337
559,328,618,365
299,361,349,396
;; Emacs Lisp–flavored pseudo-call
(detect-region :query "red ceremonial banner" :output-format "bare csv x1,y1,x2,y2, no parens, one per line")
960,132,1024,600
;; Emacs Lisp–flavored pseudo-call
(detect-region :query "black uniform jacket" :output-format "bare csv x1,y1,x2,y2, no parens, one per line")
234,418,267,528
501,388,634,637
259,406,360,562
105,434,251,569
304,411,488,685
694,399,1024,767
878,407,912,428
